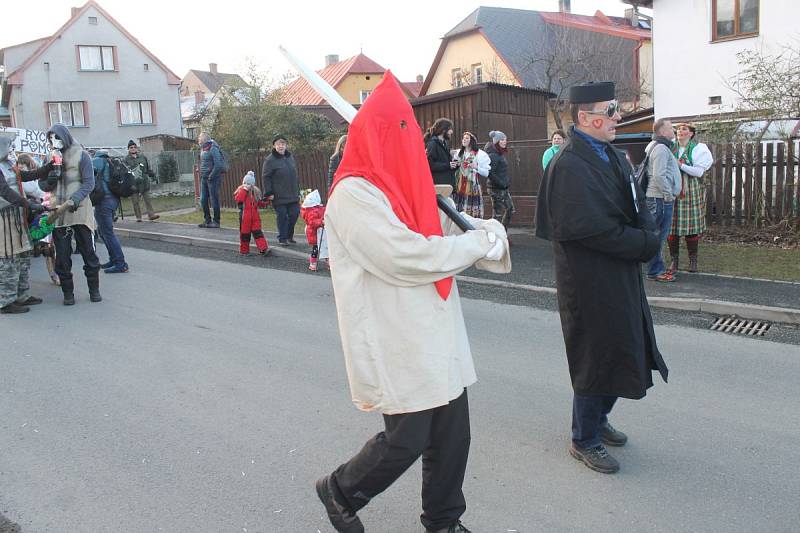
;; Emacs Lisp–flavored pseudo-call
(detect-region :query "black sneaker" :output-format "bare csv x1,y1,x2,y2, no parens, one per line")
278,240,289,246
315,476,364,533
600,422,628,447
287,238,297,244
569,443,620,474
198,222,211,228
18,296,43,306
207,222,220,228
1,302,30,314
425,520,472,533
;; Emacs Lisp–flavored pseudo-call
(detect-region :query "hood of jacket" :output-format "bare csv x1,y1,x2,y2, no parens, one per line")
0,135,12,161
47,123,77,150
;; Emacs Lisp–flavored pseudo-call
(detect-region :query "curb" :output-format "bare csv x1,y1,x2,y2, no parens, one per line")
117,228,800,326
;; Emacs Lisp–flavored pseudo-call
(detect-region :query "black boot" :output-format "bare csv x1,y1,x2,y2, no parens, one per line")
87,273,102,303
62,278,75,306
686,236,699,273
667,235,679,273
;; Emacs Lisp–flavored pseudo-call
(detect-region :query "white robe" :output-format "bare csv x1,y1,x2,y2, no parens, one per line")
325,177,511,415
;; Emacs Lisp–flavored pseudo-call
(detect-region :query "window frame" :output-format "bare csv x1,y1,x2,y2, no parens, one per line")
47,101,87,127
711,0,759,42
471,64,483,84
451,68,464,89
359,90,372,104
118,100,155,126
77,45,116,71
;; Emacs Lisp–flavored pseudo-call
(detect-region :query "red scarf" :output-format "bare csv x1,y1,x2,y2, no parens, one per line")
330,71,452,300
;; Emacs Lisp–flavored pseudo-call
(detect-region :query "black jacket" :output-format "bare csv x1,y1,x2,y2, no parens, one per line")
536,127,667,400
262,149,299,206
327,152,342,189
425,137,454,187
485,143,510,189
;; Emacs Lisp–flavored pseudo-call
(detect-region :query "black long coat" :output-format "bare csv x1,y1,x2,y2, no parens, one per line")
536,128,669,399
425,136,455,187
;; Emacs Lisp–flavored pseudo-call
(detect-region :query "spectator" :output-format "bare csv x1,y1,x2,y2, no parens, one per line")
536,81,667,474
17,154,58,285
234,171,270,255
316,72,510,533
452,131,490,218
197,131,224,228
0,135,44,314
542,129,565,170
485,130,515,234
424,118,458,187
92,150,129,273
23,124,102,305
327,134,347,190
644,119,682,282
262,134,300,245
667,123,714,273
300,189,325,271
123,140,159,222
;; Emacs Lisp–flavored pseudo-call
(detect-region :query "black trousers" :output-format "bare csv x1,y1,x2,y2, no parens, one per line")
331,390,470,531
572,393,618,448
53,225,100,281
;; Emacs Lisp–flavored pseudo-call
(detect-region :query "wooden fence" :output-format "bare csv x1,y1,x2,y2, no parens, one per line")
707,140,799,227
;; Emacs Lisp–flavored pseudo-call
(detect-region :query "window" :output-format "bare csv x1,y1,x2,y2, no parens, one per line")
48,101,86,127
359,90,372,104
88,16,98,25
471,64,483,84
143,63,149,71
708,95,722,105
712,0,759,41
451,68,463,88
119,100,154,125
186,127,198,140
78,45,115,71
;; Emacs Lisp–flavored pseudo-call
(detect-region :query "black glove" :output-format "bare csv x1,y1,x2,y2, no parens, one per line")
39,176,59,192
66,199,79,212
27,200,45,215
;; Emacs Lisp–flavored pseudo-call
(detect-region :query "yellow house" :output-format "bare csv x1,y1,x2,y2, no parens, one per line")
421,6,653,131
282,53,419,107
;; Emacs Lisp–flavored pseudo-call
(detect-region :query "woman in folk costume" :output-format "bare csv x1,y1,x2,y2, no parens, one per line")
300,189,325,271
668,123,713,273
316,72,511,533
234,171,270,255
452,132,490,218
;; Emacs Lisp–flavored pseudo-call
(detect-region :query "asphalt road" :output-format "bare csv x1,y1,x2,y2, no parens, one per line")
1,247,799,532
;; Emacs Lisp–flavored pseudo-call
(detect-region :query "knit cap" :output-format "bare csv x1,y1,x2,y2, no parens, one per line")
489,130,507,143
243,171,256,186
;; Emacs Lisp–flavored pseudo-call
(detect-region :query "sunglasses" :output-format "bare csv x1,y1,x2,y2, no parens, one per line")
583,100,620,119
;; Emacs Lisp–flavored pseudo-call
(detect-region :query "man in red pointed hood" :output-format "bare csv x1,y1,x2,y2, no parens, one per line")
315,71,511,533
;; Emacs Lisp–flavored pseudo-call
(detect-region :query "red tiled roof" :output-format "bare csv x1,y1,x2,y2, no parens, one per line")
403,81,423,98
282,53,386,105
538,10,651,40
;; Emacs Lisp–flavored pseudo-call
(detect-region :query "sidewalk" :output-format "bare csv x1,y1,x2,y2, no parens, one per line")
115,219,800,325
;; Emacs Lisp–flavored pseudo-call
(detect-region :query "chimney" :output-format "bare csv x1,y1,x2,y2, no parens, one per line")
625,7,640,27
325,54,340,67
195,90,204,106
71,7,80,17
209,63,218,75
416,74,424,83
558,0,571,12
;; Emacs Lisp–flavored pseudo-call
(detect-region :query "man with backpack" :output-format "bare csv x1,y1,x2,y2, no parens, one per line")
123,140,159,222
197,132,226,228
642,119,682,282
92,150,128,274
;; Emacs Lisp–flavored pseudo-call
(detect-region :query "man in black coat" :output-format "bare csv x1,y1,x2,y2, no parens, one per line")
262,134,300,245
536,81,668,474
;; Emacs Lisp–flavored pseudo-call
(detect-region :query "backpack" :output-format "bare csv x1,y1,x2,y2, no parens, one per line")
216,146,229,173
107,157,136,198
89,160,106,206
635,150,652,194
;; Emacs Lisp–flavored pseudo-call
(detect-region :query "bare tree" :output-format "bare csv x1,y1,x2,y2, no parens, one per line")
520,24,649,130
449,57,517,88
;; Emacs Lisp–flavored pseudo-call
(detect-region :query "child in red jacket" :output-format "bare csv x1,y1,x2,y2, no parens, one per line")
234,171,270,255
301,189,325,271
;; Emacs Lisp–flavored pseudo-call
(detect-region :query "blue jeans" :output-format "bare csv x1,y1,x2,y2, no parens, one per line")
274,202,300,242
94,195,126,266
572,394,618,448
646,197,674,277
200,177,221,224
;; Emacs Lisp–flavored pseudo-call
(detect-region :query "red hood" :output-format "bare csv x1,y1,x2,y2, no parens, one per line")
330,71,451,300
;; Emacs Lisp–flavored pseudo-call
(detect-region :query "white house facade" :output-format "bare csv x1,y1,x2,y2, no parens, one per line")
648,0,797,120
0,1,181,148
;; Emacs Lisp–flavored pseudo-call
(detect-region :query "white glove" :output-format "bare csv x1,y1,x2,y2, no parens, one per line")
484,232,505,261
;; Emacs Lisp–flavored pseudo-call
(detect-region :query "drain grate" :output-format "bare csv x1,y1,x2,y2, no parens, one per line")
710,316,771,336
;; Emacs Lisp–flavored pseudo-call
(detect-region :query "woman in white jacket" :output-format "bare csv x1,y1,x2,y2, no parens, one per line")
452,132,490,218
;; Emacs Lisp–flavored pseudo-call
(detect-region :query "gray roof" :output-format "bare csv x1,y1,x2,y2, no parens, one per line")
189,70,245,94
444,7,638,96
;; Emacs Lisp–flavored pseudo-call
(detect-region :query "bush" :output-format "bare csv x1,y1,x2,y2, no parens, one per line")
157,152,179,183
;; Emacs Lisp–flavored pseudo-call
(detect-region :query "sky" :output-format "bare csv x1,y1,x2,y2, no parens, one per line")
2,0,652,85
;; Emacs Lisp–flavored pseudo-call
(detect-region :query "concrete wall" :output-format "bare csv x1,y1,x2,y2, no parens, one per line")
652,0,798,119
9,5,180,147
426,32,518,94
